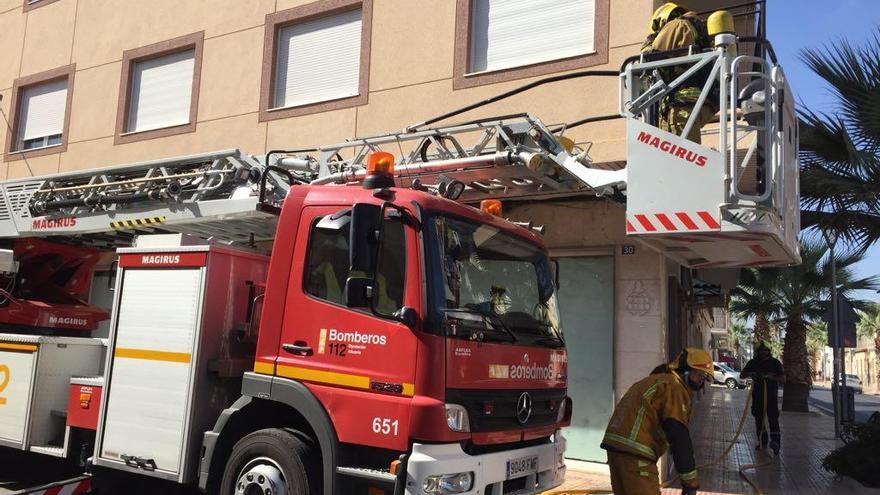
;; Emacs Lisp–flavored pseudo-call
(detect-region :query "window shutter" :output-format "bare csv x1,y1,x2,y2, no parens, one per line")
18,79,67,145
274,8,362,109
127,49,195,133
470,0,595,73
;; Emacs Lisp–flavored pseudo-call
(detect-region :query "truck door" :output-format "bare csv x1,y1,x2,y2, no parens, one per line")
275,205,418,451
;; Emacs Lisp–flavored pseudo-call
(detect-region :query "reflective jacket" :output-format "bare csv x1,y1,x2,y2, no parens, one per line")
601,370,698,485
642,13,713,105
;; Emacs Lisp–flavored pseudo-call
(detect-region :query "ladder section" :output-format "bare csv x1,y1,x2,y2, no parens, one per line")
0,149,286,246
269,115,626,203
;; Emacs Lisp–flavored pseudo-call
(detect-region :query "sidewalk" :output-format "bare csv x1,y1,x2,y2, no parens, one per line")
554,385,879,494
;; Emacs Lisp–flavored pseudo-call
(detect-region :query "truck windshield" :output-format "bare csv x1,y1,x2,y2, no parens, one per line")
424,214,563,348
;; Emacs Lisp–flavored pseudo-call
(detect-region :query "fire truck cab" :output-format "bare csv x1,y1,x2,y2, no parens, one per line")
191,181,570,494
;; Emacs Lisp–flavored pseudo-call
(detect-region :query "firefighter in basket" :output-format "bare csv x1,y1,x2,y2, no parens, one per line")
642,3,732,144
601,347,713,495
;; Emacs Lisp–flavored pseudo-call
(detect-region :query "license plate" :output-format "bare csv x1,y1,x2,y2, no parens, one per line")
506,455,539,479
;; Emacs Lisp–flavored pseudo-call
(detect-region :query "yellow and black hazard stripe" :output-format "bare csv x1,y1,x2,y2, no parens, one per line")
111,216,167,230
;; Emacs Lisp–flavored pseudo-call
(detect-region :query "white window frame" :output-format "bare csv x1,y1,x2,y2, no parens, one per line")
124,49,196,135
14,78,68,152
272,7,364,110
468,0,597,75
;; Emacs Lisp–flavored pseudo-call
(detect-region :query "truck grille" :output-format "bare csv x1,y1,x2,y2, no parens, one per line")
446,388,566,432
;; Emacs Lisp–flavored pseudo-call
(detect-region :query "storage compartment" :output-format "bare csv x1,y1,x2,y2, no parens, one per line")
0,334,104,451
67,376,104,431
95,245,268,483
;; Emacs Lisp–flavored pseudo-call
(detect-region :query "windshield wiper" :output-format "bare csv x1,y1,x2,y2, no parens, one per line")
518,319,566,347
442,308,518,343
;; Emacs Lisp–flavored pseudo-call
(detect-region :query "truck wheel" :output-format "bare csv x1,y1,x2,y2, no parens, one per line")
725,378,737,389
221,428,315,495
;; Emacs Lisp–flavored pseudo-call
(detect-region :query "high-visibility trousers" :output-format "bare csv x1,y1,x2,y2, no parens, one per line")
607,450,660,495
660,103,716,144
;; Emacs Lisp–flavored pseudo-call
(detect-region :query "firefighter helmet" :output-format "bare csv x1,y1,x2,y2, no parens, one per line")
676,347,714,380
650,2,687,34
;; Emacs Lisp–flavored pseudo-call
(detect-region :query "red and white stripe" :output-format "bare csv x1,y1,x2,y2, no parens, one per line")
21,478,90,495
627,211,720,233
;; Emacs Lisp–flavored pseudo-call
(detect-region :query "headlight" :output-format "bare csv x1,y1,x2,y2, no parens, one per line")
423,472,474,494
445,404,470,432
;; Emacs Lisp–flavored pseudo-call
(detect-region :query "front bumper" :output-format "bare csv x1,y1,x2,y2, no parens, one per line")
404,431,566,495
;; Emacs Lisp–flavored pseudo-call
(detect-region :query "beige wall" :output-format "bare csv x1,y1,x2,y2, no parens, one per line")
0,0,655,179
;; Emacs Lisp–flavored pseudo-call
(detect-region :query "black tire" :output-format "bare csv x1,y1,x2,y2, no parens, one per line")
220,428,317,495
725,378,737,389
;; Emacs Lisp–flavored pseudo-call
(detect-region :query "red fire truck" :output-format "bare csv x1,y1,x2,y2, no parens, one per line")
0,22,798,495
0,147,570,495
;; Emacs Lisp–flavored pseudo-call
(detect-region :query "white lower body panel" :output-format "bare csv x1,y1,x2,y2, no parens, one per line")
406,432,566,495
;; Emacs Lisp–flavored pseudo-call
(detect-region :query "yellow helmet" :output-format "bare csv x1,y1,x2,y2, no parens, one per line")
675,347,714,379
650,2,687,34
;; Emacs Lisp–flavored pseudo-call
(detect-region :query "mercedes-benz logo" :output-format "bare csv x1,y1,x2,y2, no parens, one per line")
516,392,533,424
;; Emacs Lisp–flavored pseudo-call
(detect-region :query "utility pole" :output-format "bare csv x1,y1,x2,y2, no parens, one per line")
822,229,842,438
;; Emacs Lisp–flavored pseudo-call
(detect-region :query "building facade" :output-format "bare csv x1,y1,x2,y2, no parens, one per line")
0,0,753,466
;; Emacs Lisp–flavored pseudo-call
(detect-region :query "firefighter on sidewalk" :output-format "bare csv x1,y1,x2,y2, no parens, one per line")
740,341,784,454
601,347,713,495
642,3,721,143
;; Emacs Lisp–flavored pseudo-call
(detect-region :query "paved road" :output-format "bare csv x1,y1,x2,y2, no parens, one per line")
809,385,880,423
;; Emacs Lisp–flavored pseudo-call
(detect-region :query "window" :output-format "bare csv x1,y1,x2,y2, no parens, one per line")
453,0,609,89
260,0,373,121
115,32,204,145
305,212,405,315
275,9,362,108
127,50,196,133
16,80,67,151
4,65,74,161
471,0,595,73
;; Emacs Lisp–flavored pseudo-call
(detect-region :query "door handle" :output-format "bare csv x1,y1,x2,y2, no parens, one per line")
282,341,313,356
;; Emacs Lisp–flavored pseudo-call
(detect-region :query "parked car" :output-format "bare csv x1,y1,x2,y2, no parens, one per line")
713,362,749,389
840,373,863,394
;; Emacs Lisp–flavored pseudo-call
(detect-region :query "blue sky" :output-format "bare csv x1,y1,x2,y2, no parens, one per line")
768,0,880,301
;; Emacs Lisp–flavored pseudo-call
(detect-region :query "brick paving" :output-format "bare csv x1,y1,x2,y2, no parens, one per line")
549,385,879,494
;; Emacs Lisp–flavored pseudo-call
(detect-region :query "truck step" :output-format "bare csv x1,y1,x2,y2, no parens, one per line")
336,466,396,486
10,474,91,494
28,445,66,458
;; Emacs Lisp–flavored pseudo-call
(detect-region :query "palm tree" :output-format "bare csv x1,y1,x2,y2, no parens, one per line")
729,267,781,344
735,240,876,411
856,303,880,386
727,319,747,365
799,35,880,251
773,241,876,411
806,321,828,382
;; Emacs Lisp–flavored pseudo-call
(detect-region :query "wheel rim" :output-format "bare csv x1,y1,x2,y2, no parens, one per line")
235,456,287,495
727,380,736,389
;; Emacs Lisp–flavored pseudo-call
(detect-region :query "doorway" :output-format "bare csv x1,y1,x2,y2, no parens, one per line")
556,255,614,462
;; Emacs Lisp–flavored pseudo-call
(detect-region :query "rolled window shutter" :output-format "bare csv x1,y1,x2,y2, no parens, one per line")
274,8,362,109
470,0,595,73
18,79,67,144
128,49,195,133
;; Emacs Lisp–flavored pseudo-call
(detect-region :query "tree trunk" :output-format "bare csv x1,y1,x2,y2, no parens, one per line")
754,312,772,345
874,337,880,387
782,317,810,412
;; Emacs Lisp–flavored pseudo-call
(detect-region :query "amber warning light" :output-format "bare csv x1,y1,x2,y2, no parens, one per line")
480,199,502,216
364,151,396,189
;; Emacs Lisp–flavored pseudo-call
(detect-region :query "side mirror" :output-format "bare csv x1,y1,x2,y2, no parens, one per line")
552,258,560,291
396,306,419,329
344,277,372,308
349,203,382,273
345,203,382,307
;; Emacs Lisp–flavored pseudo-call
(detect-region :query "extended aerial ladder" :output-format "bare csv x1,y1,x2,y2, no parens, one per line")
0,20,798,268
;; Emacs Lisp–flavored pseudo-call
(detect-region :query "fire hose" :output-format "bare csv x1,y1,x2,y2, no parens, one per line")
544,383,774,495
